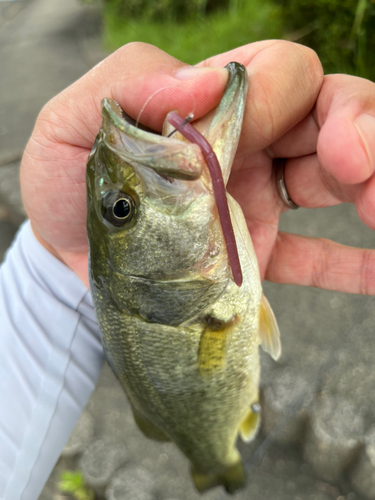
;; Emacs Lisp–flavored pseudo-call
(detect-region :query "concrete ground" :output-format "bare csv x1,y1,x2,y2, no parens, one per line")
0,0,106,260
1,1,374,499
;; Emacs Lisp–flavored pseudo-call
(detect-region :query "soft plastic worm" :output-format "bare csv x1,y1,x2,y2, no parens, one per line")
167,111,243,287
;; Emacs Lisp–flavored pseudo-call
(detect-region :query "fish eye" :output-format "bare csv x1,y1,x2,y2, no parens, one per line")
103,191,135,227
113,198,131,219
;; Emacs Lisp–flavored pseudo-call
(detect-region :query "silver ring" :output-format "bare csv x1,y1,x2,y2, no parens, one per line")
275,158,299,210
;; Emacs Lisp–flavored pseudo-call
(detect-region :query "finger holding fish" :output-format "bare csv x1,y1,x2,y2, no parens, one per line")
268,74,375,203
22,43,229,286
265,74,375,293
199,40,324,158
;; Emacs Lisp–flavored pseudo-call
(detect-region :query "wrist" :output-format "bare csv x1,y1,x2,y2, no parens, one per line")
30,223,64,263
30,223,90,288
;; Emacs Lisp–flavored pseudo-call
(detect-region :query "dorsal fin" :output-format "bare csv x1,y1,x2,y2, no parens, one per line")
259,294,281,360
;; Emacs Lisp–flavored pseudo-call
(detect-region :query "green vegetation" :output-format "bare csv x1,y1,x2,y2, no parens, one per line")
103,0,374,78
278,0,375,80
59,470,95,500
104,0,231,22
103,0,284,64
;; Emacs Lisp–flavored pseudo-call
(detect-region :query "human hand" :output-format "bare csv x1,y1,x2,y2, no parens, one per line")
21,41,375,294
201,48,375,294
21,43,229,287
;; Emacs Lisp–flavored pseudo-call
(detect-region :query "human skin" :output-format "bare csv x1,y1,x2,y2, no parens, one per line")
21,41,375,294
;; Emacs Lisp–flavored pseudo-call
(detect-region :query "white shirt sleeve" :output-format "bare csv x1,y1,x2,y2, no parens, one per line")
0,221,105,500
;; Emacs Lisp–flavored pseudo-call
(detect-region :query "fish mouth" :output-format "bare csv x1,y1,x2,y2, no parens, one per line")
100,62,248,184
100,98,204,181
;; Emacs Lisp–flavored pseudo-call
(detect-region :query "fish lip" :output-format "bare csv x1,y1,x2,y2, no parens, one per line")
108,262,213,285
101,97,185,145
102,61,247,146
99,63,247,183
100,98,204,181
107,257,231,286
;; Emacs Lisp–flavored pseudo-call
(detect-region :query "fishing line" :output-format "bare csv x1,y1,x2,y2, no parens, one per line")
135,85,196,129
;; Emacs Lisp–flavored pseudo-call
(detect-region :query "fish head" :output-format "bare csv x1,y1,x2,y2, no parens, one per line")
86,63,248,324
86,98,218,280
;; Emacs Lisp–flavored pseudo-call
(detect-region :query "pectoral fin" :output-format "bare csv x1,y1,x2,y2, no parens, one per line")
259,294,281,360
198,315,238,375
239,403,261,443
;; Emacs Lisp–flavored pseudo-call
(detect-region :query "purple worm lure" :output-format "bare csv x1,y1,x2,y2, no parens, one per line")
167,111,243,287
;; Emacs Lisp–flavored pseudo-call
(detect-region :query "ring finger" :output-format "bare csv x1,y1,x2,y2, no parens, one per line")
282,154,361,208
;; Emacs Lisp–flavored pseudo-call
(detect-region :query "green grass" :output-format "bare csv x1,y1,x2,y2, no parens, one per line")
102,0,375,78
104,1,284,64
277,0,375,80
59,470,94,500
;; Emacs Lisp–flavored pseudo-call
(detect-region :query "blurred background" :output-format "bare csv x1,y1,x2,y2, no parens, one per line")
103,0,375,79
0,0,374,499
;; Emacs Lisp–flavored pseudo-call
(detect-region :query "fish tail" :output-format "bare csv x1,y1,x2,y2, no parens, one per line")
191,460,246,494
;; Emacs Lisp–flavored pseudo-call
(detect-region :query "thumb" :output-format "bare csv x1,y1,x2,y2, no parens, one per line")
40,42,228,149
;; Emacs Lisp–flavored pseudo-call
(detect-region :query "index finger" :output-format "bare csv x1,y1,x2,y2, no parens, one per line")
199,40,324,156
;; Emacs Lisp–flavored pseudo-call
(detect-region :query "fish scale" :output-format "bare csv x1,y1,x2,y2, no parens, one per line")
87,62,281,494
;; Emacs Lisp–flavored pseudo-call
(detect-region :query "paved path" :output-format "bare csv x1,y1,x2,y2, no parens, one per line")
0,0,105,261
0,0,103,161
1,2,374,499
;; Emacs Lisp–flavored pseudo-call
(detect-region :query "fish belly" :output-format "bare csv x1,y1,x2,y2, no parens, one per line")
94,274,260,473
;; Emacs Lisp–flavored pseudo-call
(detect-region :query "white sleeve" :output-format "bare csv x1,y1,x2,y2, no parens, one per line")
0,221,105,500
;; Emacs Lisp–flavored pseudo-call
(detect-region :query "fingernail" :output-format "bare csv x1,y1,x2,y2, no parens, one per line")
354,113,375,174
174,66,228,81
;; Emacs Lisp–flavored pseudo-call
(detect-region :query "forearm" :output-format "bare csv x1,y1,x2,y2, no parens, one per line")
0,221,104,500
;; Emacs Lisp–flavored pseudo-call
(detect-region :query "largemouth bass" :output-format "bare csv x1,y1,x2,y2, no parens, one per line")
86,62,281,494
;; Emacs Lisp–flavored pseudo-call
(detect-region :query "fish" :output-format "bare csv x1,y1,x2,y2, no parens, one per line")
86,62,281,494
